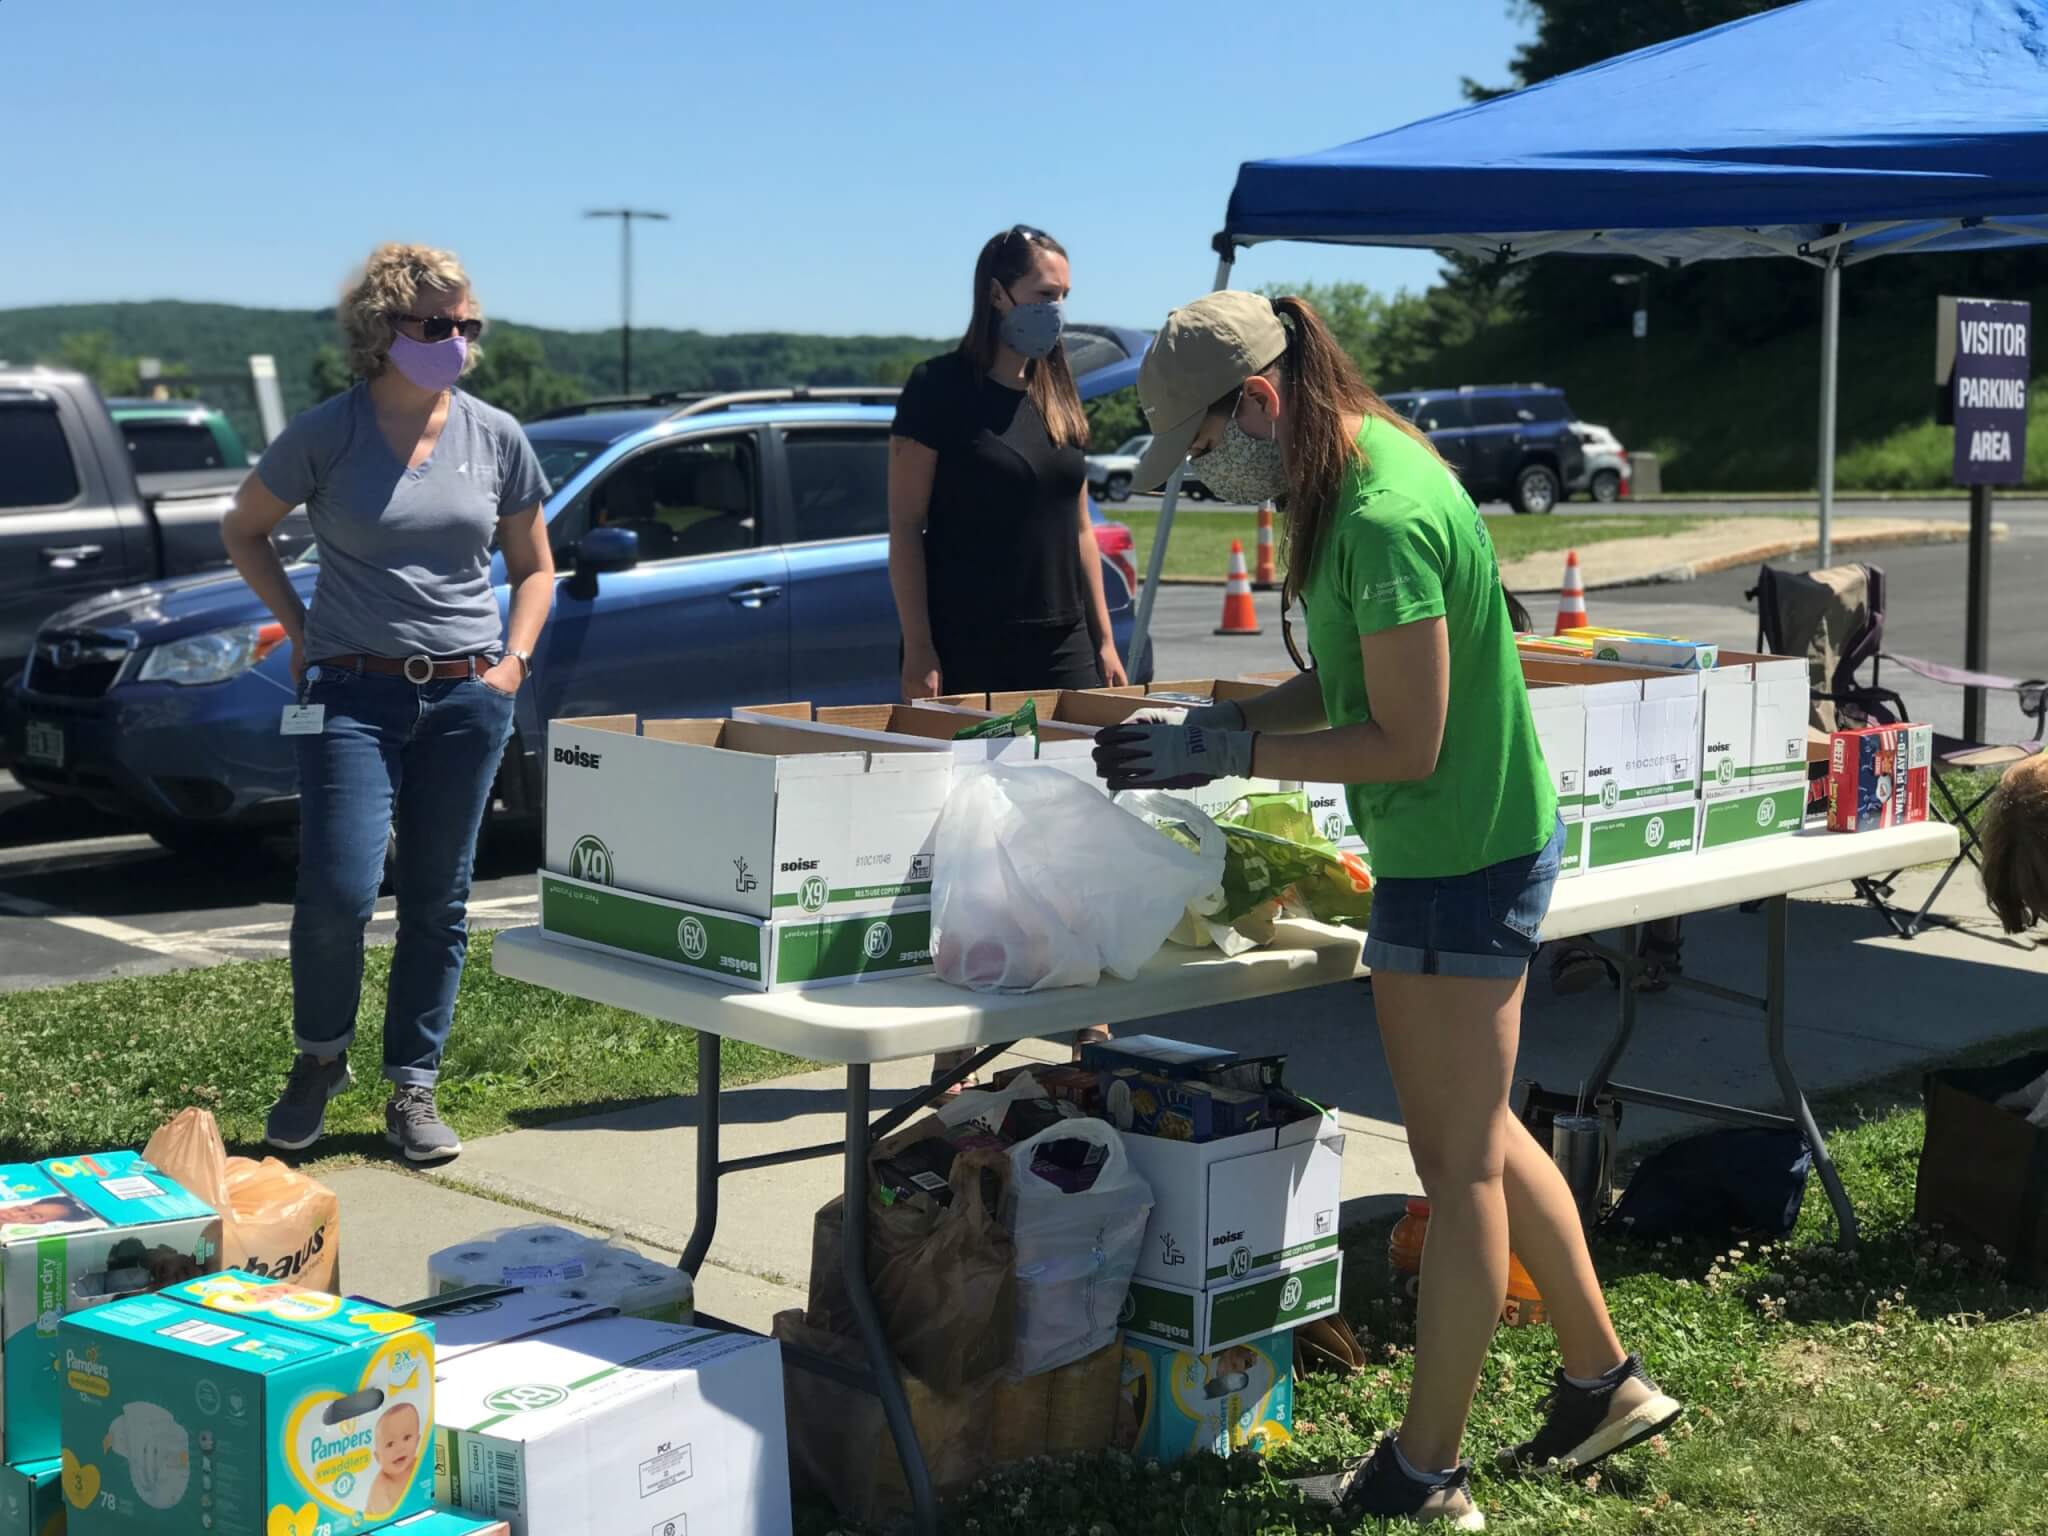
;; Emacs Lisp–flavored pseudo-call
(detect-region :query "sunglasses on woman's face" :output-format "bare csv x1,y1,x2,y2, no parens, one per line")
393,314,484,343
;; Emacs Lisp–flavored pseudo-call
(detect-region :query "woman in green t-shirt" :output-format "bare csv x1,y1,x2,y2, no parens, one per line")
1096,291,1682,1528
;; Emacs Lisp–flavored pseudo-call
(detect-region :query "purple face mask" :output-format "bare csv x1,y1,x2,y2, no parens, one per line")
387,330,468,391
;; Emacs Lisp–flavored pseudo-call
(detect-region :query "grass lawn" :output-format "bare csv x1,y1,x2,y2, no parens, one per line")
1116,508,1704,583
797,1046,2048,1536
0,930,810,1163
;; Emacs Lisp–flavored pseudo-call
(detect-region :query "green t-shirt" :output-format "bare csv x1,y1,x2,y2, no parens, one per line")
1300,417,1556,879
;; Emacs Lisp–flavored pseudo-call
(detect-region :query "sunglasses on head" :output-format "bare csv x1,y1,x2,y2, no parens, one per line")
392,314,483,343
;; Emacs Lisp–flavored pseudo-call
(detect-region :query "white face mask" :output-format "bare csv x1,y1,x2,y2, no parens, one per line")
1196,408,1286,505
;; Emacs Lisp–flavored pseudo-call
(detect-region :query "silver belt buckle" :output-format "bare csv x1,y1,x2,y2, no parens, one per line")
402,654,435,684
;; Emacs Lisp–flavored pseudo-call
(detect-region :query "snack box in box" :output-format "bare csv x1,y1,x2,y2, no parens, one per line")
433,1317,789,1536
1116,1328,1293,1464
1562,628,1720,671
1827,724,1931,832
545,715,950,920
1,1153,221,1464
1117,1107,1345,1354
59,1271,434,1536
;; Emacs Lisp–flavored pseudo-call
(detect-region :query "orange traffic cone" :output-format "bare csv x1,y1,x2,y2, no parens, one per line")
1252,502,1278,590
1554,549,1588,634
1215,540,1263,636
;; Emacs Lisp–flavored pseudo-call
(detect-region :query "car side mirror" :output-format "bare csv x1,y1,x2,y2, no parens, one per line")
566,526,640,600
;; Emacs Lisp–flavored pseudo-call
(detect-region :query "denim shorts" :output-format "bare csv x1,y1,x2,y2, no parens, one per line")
1363,818,1566,980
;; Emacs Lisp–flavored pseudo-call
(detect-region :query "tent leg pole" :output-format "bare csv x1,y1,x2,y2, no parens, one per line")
1817,259,1841,569
1213,254,1235,289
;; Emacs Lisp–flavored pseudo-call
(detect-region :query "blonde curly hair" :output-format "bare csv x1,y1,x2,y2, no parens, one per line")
338,242,483,379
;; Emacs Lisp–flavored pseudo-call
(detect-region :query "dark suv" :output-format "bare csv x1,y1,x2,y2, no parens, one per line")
1381,385,1586,515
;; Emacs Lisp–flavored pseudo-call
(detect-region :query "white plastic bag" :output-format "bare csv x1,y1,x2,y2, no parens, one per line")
1002,1119,1154,1376
930,768,1225,992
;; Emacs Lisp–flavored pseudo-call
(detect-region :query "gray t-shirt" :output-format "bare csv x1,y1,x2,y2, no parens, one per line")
257,384,549,659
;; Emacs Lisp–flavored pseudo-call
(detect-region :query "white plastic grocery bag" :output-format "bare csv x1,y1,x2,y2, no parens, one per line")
1002,1118,1154,1376
930,767,1225,991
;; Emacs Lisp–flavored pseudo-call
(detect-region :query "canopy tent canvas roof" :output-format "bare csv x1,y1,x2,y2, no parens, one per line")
1126,0,2047,679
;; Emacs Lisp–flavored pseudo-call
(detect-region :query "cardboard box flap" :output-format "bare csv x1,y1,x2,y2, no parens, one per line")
43,1152,213,1226
1144,680,1273,704
735,702,816,723
823,704,1093,743
642,717,899,765
552,714,640,736
61,1292,334,1373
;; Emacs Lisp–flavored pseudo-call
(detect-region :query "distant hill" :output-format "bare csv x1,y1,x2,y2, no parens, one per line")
0,299,945,423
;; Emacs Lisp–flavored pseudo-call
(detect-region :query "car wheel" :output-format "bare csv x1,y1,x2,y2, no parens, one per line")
1591,469,1622,504
1511,463,1561,516
1105,472,1132,503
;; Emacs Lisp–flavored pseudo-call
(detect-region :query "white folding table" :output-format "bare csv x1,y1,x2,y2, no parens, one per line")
492,818,1956,1531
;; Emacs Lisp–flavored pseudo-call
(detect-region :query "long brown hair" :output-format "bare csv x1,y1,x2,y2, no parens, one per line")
959,225,1089,450
1983,755,2048,933
1231,295,1450,605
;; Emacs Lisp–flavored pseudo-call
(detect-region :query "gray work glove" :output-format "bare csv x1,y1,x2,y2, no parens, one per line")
1127,699,1247,730
1093,721,1257,791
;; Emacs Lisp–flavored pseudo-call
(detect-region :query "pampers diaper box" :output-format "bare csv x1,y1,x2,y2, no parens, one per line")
0,1458,61,1536
57,1271,433,1536
1115,1329,1294,1465
2,1153,221,1464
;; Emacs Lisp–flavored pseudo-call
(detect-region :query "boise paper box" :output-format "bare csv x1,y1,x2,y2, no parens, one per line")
0,1458,59,1536
1116,1329,1293,1464
59,1272,434,1536
1526,683,1587,879
1523,659,1702,870
2,1154,221,1465
540,871,930,992
1699,652,1811,851
1115,1110,1344,1354
433,1318,790,1536
734,702,1098,779
545,716,950,920
1828,724,1932,832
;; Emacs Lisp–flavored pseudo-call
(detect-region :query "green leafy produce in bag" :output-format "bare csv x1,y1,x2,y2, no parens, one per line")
1144,791,1373,950
953,697,1040,757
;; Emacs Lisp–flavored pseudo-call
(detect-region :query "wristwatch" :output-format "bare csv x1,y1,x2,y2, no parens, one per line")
506,648,534,680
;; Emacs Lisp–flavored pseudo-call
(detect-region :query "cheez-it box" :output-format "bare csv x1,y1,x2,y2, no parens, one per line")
1827,724,1931,832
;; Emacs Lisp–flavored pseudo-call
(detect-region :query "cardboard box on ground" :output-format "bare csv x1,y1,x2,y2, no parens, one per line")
1915,1052,2048,1284
1,1152,222,1467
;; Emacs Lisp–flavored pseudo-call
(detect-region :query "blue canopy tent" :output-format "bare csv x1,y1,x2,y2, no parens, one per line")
1128,0,2048,675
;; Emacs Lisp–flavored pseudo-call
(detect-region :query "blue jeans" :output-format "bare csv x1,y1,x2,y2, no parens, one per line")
291,665,515,1086
1363,817,1566,980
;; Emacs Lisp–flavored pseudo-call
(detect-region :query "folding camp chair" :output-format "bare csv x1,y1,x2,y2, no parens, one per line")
1750,561,2048,938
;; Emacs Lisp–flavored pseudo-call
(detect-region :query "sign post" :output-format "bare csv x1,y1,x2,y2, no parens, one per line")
1937,297,2031,744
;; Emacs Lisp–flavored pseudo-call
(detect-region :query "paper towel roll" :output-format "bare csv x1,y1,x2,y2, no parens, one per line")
428,1229,693,1322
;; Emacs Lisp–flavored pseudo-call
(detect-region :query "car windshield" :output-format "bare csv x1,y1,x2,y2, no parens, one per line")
1115,435,1150,457
526,436,611,495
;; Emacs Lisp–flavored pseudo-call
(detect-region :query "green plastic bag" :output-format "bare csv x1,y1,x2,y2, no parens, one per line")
953,697,1039,756
1137,790,1374,950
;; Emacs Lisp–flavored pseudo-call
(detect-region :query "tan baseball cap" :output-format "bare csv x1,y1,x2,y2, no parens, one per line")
1133,291,1289,492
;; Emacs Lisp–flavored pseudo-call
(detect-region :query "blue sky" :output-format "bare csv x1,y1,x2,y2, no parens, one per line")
7,0,1530,338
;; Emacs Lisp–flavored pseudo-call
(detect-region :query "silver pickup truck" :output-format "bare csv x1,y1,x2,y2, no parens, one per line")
0,367,311,682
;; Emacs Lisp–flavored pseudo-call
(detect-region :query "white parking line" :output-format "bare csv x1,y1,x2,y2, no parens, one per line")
0,891,230,966
132,894,541,952
0,834,159,870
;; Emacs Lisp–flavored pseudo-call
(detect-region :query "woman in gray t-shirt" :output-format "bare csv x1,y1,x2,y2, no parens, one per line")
223,242,555,1164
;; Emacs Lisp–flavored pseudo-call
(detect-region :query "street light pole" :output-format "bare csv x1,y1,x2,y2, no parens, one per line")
585,208,671,394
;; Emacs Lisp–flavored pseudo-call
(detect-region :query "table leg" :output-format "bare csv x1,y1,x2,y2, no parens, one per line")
1763,895,1859,1248
681,1031,722,1277
1581,923,1641,1102
843,1064,938,1533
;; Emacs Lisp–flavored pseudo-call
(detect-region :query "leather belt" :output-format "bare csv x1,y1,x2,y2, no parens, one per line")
315,653,492,684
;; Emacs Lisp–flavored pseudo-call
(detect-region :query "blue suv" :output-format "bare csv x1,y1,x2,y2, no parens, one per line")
1380,384,1587,515
3,386,1145,852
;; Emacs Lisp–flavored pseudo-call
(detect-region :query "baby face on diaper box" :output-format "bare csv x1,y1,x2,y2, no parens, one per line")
58,1271,432,1536
1,1155,221,1466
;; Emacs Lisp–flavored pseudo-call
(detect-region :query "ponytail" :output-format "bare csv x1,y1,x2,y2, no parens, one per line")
1266,294,1453,604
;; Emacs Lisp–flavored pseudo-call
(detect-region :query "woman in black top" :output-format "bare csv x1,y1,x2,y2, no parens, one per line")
890,225,1125,1090
888,224,1127,698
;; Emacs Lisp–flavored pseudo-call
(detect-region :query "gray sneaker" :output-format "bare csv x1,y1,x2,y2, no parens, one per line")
264,1053,354,1151
386,1085,462,1164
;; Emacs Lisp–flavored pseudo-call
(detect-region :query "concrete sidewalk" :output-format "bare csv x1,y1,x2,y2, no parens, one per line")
335,863,2044,1329
1497,514,1991,594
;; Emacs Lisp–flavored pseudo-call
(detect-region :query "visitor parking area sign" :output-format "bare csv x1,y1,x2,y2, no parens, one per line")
1942,298,2031,486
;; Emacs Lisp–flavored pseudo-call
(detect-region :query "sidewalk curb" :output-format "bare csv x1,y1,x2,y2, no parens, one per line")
1521,520,2004,595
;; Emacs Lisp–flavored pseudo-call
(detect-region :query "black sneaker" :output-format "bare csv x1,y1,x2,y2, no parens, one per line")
264,1053,354,1151
1292,1438,1485,1530
385,1084,462,1164
1496,1354,1683,1475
